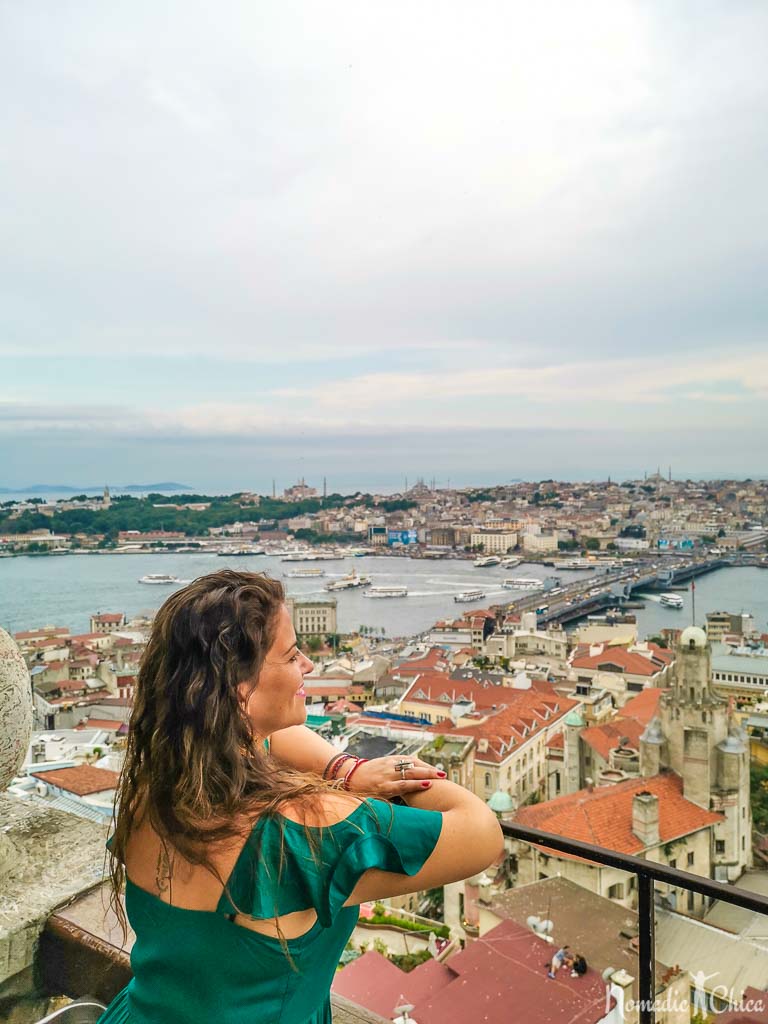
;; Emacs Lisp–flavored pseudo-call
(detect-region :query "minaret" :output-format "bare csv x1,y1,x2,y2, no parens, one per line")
272,479,276,498
102,486,111,509
323,476,327,500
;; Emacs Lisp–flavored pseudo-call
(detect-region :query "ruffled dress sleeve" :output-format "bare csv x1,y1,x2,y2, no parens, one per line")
321,799,443,926
220,798,443,929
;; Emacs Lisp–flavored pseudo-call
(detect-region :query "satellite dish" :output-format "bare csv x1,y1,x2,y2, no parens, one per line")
602,967,616,982
526,915,541,930
539,919,554,934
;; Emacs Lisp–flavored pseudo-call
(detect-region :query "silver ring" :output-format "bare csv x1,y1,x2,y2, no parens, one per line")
395,760,415,778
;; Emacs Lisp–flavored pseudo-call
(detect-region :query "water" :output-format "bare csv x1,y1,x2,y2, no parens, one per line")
0,553,765,640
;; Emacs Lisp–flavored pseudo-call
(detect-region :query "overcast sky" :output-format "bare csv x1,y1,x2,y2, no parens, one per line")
2,1,767,492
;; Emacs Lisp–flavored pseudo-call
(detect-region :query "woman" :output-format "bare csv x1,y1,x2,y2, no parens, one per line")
100,570,503,1024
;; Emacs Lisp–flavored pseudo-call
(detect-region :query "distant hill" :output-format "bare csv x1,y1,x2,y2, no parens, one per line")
0,482,191,494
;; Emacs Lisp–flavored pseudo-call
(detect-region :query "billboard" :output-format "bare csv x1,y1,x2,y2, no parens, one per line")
657,538,695,550
388,529,418,546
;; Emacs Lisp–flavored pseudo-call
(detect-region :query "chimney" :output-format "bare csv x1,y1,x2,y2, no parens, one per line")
632,790,660,848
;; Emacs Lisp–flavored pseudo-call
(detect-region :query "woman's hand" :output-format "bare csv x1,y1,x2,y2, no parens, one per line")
342,755,446,798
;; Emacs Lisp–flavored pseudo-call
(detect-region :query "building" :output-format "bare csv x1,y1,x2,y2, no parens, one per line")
283,478,318,501
89,613,126,635
706,610,758,643
569,641,674,705
332,918,618,1024
285,596,337,638
515,627,753,910
470,530,518,554
641,626,753,882
710,644,768,702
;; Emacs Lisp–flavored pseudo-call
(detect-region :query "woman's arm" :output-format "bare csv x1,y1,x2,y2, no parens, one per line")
268,724,444,796
343,780,504,906
268,724,337,774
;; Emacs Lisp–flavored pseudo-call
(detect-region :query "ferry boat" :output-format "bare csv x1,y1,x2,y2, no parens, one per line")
660,593,684,609
325,572,372,591
217,547,265,556
554,558,595,571
473,555,501,567
282,551,343,562
454,589,486,603
138,574,181,585
363,585,408,599
500,557,522,569
501,577,543,589
283,568,326,579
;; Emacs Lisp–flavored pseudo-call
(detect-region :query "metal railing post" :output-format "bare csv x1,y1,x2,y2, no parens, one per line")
636,873,655,1024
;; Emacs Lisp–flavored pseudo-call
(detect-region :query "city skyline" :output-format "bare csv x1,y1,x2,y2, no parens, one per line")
3,2,767,488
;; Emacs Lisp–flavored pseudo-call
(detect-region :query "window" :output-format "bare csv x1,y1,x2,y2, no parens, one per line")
687,852,694,867
687,889,695,912
607,882,624,899
485,772,491,788
716,840,726,855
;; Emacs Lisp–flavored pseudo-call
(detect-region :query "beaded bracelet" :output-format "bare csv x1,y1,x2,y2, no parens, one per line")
342,757,369,792
322,752,347,780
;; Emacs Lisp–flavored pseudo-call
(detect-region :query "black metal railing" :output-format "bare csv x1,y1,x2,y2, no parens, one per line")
501,821,768,1024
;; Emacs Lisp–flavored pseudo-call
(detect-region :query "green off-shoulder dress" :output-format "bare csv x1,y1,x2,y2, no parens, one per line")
98,797,443,1024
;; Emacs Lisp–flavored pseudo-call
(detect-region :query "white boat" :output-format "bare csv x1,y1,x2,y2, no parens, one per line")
454,589,487,603
217,547,265,556
502,577,543,589
473,555,501,567
282,551,343,562
363,585,408,599
284,568,326,578
138,574,181,585
500,557,522,568
555,559,595,571
660,593,684,609
325,572,372,591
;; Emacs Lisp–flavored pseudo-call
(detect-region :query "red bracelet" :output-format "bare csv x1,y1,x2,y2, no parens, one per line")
342,758,369,791
322,753,346,780
329,754,354,781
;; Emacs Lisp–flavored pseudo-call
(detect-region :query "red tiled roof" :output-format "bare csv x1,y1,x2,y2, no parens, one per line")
332,920,611,1024
48,689,112,706
580,689,662,759
14,627,70,640
515,772,722,855
546,732,564,749
31,765,120,796
92,613,125,622
571,646,668,677
420,689,578,764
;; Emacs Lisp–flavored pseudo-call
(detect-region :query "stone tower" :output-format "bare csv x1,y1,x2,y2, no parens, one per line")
562,709,585,794
642,626,752,881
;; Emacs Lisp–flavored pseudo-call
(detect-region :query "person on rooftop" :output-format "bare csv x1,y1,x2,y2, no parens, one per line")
100,569,503,1024
546,945,573,979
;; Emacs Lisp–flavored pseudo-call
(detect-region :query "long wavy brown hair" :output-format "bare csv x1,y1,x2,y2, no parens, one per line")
107,569,337,957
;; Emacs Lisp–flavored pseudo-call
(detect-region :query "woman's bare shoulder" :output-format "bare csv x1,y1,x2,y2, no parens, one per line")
278,790,364,828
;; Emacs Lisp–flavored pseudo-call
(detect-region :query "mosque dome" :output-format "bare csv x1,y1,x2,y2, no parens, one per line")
487,789,516,814
680,626,707,649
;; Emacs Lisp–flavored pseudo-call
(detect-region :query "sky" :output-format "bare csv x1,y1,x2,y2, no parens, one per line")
2,1,767,493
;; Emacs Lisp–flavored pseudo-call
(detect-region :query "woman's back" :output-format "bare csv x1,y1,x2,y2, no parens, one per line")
101,796,444,1024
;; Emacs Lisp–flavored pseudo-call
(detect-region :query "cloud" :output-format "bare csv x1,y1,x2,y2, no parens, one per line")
3,348,766,445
